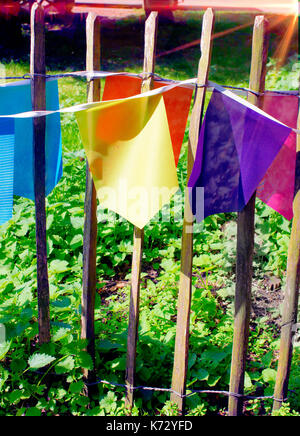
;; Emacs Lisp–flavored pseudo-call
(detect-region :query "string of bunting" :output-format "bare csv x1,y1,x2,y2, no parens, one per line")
0,69,299,98
0,72,299,136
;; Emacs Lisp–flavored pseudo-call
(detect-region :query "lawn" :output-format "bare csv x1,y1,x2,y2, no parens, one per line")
0,11,299,416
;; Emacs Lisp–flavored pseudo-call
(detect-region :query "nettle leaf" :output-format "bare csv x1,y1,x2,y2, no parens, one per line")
70,234,83,250
70,216,84,230
17,287,33,306
207,374,221,387
244,371,253,390
109,357,126,371
77,351,94,370
28,353,56,369
161,259,175,272
49,260,70,274
262,368,277,384
98,339,121,351
25,407,42,417
164,329,175,344
53,328,71,342
188,353,197,370
100,392,117,413
9,390,25,405
0,366,9,387
15,220,30,237
194,255,212,267
0,341,11,360
193,367,209,382
55,356,75,374
113,252,126,265
46,214,55,230
69,380,84,394
51,297,72,310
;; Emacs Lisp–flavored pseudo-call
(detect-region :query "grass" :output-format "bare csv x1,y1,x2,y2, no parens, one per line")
0,12,299,416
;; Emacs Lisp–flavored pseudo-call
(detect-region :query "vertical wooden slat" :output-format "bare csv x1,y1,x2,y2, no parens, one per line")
273,106,300,411
125,11,158,411
228,15,269,417
81,12,101,386
30,1,50,344
170,8,215,414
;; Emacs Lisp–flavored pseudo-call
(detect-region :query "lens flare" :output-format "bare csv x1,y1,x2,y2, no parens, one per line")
272,14,298,67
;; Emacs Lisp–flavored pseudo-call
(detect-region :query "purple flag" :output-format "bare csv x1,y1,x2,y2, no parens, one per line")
188,89,291,220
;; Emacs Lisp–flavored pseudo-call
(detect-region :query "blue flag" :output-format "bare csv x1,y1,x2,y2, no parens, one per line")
0,79,62,201
0,118,14,225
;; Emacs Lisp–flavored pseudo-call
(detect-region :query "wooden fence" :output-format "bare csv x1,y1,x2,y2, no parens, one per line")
6,1,300,416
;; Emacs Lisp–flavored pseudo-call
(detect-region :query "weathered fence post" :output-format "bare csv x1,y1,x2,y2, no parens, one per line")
170,8,215,414
81,12,101,387
125,10,158,411
273,106,300,411
228,15,269,416
30,1,50,344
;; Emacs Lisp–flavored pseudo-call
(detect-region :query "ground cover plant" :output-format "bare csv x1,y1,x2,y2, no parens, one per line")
0,11,299,416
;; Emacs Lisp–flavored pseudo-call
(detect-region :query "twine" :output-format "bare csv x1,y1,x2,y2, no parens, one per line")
84,377,289,402
0,70,299,97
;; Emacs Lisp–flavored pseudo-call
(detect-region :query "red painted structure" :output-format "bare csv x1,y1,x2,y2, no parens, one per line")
0,1,297,16
72,1,297,15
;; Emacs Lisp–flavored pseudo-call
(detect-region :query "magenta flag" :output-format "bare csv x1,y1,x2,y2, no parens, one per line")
256,92,299,220
188,89,292,221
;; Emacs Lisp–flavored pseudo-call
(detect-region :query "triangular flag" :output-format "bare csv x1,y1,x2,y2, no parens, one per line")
102,75,193,165
188,89,291,220
0,118,14,225
257,92,299,220
0,79,62,200
76,92,179,229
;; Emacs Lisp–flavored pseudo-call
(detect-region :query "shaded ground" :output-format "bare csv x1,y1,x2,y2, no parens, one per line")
98,264,284,333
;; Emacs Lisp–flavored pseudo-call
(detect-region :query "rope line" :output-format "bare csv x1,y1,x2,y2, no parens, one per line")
0,72,299,134
0,70,299,97
84,377,288,402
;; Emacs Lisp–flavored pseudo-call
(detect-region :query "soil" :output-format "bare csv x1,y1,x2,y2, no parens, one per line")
252,275,283,331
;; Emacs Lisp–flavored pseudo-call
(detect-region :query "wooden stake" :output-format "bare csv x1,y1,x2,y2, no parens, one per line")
228,15,269,417
273,106,300,411
125,11,158,411
81,12,101,386
30,2,50,344
170,8,215,414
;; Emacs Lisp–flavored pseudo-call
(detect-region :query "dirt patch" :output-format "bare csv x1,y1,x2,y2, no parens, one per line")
251,275,284,331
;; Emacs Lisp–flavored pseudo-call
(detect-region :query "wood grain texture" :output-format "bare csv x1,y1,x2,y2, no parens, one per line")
170,8,215,414
30,2,50,345
81,12,101,386
228,15,269,417
125,11,158,411
273,105,300,411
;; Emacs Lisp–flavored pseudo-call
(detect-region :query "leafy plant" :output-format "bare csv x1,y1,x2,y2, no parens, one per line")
0,18,298,416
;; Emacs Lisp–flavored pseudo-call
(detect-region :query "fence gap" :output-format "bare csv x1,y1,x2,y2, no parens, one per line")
170,8,215,415
228,15,269,416
81,12,101,389
125,10,158,411
273,106,300,411
30,1,50,345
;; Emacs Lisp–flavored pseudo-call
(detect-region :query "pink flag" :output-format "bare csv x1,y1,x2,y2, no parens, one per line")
256,92,299,220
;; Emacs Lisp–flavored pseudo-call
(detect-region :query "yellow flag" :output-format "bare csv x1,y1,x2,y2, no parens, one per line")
76,93,179,229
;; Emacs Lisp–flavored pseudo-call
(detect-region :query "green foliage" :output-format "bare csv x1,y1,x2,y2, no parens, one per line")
158,401,179,416
0,16,299,416
272,403,300,417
